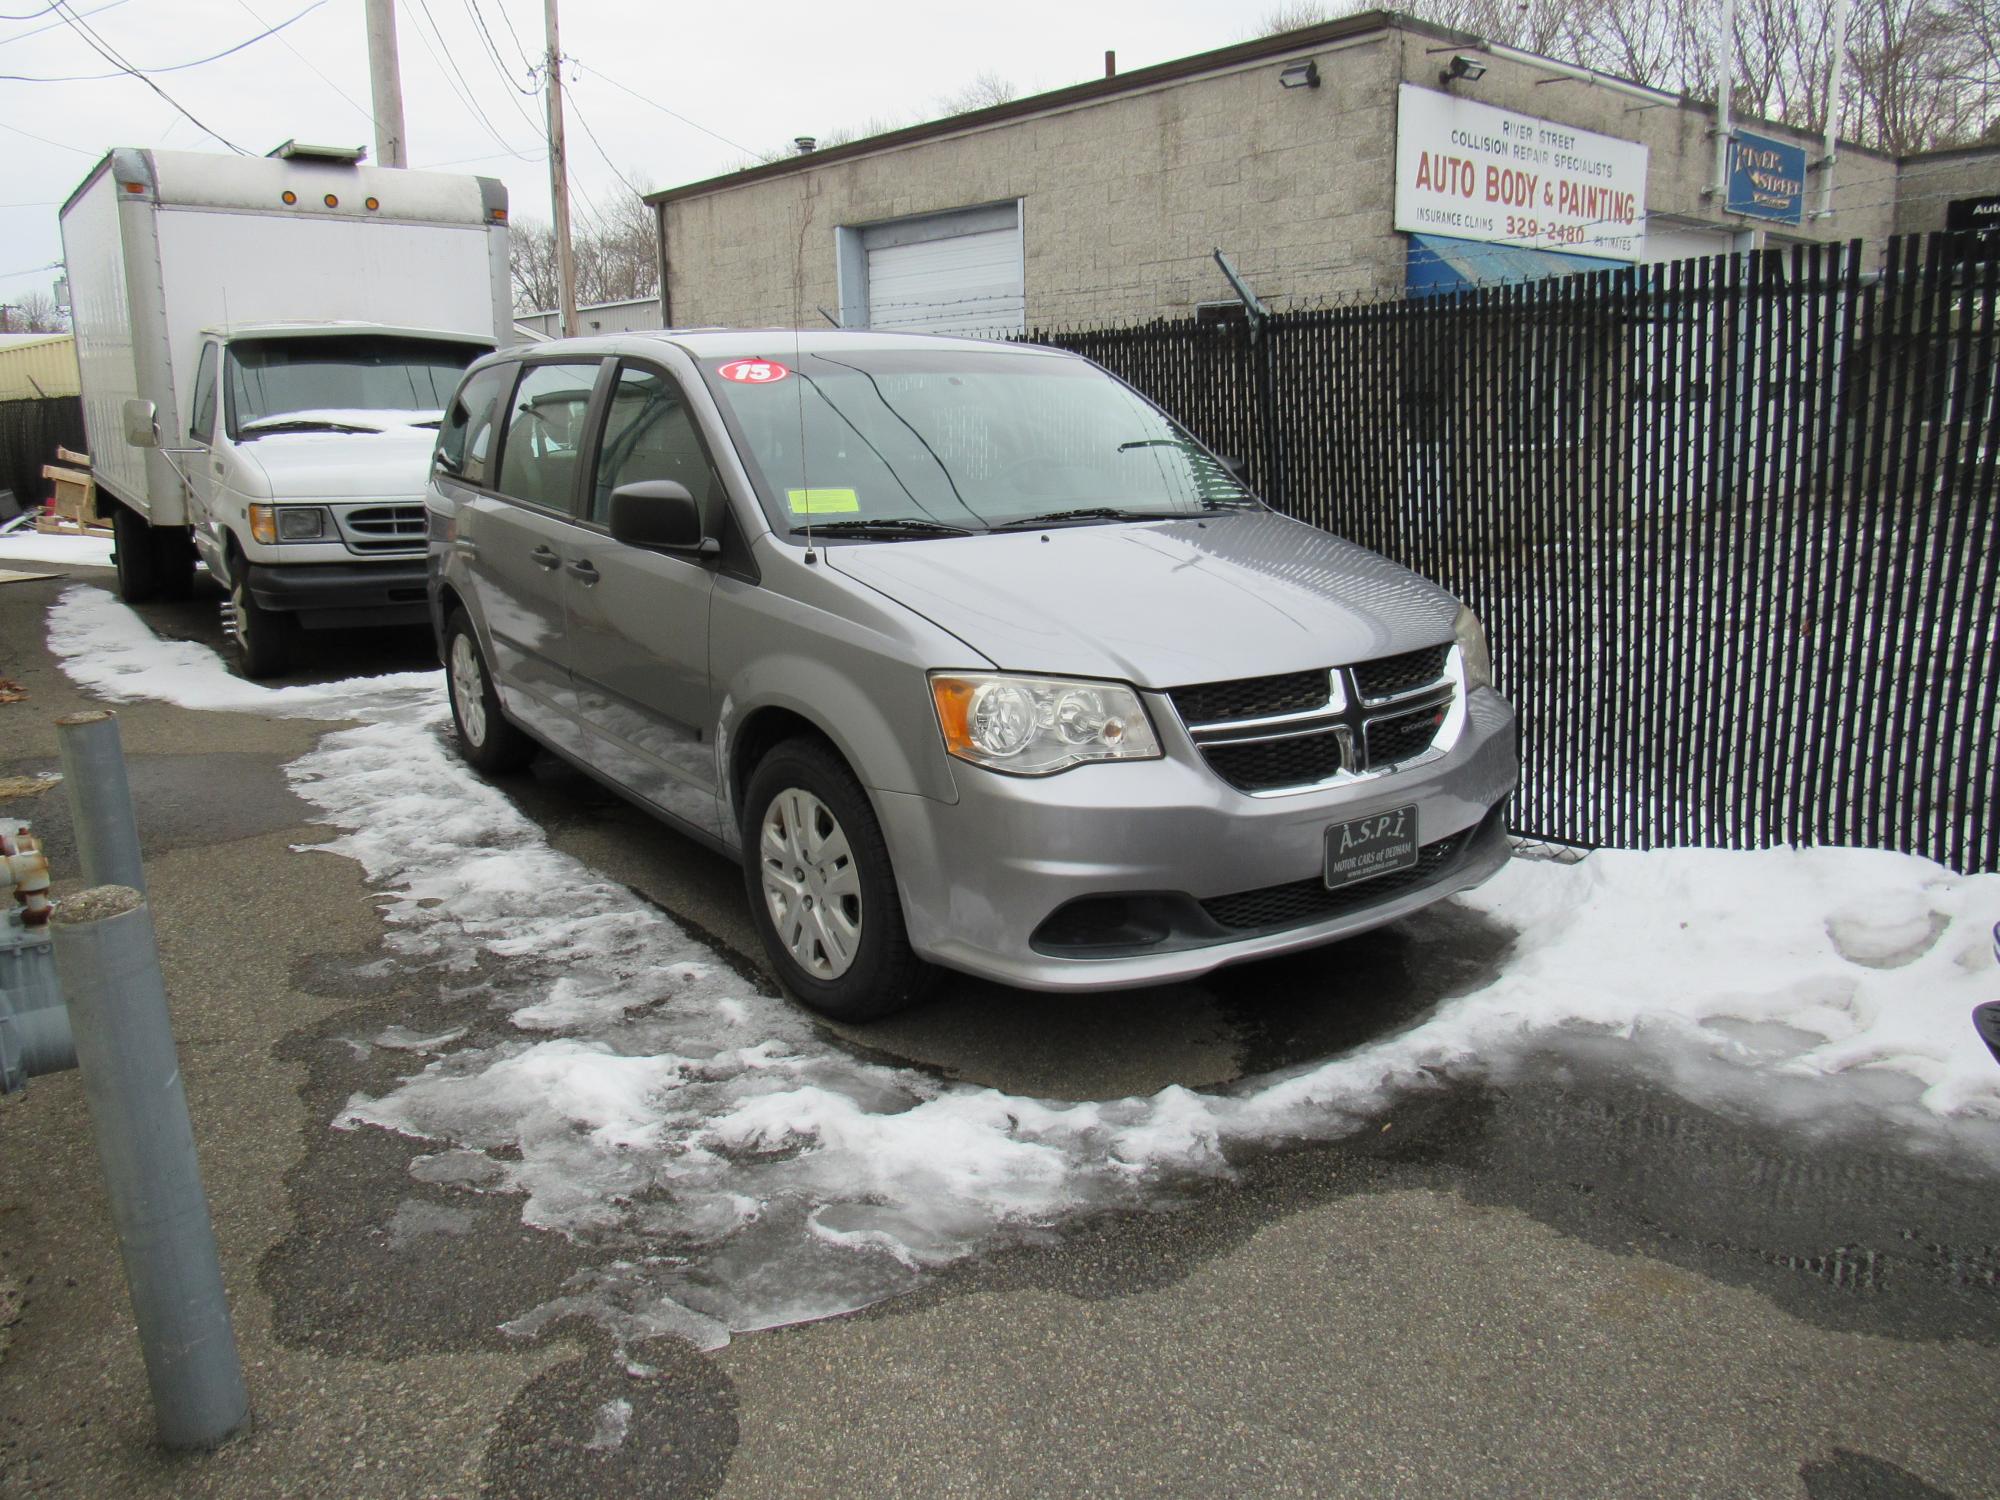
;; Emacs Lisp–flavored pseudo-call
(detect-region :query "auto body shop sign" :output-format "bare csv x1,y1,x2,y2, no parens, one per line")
1395,83,1649,261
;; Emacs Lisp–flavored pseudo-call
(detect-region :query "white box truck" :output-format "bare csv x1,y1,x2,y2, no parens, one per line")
60,143,512,675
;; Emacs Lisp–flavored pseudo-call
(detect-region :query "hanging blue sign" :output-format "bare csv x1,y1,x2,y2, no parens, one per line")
1727,130,1808,225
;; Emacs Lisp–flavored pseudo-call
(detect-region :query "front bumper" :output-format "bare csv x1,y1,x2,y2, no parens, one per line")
874,687,1519,992
244,560,431,630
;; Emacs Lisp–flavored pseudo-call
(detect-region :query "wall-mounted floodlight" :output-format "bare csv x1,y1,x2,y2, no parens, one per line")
1440,55,1487,87
1279,59,1320,90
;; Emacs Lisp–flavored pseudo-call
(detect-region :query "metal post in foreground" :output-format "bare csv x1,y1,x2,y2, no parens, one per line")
51,886,249,1451
55,711,146,893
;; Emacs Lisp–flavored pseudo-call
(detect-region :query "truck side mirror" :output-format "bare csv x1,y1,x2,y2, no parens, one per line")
122,399,159,450
608,480,718,556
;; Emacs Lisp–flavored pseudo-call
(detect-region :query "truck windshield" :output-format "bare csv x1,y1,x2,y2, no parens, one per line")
698,347,1254,535
226,334,485,437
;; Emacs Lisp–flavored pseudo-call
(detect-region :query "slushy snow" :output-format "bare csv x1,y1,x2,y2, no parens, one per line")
41,583,2000,1362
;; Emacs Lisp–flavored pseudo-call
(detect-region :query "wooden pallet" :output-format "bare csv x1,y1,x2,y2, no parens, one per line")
33,514,112,539
43,446,98,528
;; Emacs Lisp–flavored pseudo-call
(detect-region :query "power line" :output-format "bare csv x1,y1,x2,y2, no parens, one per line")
566,87,645,198
46,0,246,153
0,116,98,154
0,0,325,83
485,0,537,75
402,0,538,161
0,0,126,44
461,0,534,95
0,2,57,17
566,58,756,156
231,0,378,131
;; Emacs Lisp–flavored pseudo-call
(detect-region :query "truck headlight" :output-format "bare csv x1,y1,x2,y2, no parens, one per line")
931,673,1162,775
249,504,331,543
1454,604,1493,691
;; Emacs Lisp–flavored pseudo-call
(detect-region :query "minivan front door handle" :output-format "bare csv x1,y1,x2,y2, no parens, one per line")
530,544,560,570
567,558,600,586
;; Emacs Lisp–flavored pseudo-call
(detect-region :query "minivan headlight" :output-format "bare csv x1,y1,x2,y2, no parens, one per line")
931,673,1162,775
1454,605,1493,691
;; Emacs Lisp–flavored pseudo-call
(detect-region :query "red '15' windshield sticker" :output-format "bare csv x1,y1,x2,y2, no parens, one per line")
716,359,790,384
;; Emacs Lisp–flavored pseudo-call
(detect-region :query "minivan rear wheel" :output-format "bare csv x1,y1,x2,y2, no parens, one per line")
444,611,535,773
742,739,933,1021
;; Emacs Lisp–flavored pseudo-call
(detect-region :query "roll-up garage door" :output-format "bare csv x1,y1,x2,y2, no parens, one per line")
865,223,1024,336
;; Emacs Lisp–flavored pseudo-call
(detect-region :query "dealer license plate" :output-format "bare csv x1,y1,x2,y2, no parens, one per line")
1324,806,1419,890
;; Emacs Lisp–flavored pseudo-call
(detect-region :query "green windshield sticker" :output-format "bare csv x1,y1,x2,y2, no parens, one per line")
786,488,861,515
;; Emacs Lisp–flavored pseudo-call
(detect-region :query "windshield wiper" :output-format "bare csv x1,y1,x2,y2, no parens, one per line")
238,417,380,437
992,507,1190,529
790,517,978,539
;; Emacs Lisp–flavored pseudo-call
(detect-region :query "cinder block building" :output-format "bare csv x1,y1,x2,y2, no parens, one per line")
646,9,1994,335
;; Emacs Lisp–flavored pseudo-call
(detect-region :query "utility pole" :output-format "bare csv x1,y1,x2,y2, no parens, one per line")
1815,0,1851,220
542,0,579,337
364,0,408,168
1709,0,1735,202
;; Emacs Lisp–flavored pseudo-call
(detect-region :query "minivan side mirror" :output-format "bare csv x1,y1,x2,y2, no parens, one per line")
123,399,160,449
608,480,718,556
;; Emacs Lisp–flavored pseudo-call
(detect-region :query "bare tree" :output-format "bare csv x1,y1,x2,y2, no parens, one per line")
1273,0,2000,151
936,71,1019,115
510,192,661,313
0,291,68,333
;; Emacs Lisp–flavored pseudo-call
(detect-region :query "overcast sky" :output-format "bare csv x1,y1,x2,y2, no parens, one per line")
0,0,1289,306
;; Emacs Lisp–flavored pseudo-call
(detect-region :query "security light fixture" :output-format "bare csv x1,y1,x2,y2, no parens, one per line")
1279,59,1320,90
1440,55,1487,86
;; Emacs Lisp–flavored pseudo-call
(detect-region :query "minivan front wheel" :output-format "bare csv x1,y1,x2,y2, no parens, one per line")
742,739,932,1021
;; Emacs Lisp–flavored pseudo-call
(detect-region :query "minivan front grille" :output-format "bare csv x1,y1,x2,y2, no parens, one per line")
1168,670,1330,727
1353,644,1453,703
1169,644,1454,794
1201,729,1349,793
339,503,428,554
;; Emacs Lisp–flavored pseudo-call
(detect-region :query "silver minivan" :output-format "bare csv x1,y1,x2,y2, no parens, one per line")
425,330,1518,1019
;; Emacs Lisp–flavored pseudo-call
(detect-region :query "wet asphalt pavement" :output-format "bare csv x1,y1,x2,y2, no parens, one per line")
0,564,1996,1498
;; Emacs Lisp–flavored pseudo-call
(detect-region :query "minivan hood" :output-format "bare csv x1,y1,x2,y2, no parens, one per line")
227,423,439,501
825,509,1461,686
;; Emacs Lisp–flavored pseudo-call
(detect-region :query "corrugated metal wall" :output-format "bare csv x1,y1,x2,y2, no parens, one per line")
0,335,81,402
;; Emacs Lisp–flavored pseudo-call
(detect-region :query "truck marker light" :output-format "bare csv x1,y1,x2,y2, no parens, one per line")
365,197,380,211
281,190,297,205
323,194,339,208
121,181,144,193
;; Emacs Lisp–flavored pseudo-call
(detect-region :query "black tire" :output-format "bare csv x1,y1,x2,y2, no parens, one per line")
444,610,535,773
741,737,933,1022
111,503,160,603
227,573,292,679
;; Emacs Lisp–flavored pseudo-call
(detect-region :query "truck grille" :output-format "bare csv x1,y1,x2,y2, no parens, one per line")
338,504,427,554
1200,829,1469,931
1169,645,1454,795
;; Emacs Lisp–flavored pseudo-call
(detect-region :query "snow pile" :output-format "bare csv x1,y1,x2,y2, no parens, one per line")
0,528,115,570
45,583,436,713
41,583,2000,1360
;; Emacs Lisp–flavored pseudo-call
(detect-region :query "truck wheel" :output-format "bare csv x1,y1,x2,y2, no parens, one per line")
444,611,535,773
741,738,934,1022
111,504,160,603
226,575,291,679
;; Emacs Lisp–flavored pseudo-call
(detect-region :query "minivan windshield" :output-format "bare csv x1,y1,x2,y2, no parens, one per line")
227,334,486,438
698,347,1254,536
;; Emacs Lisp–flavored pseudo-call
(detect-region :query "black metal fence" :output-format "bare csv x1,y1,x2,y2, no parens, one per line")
0,396,86,520
1031,234,1999,874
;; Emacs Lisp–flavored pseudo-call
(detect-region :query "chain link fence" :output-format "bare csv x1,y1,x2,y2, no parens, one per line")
1030,234,1999,874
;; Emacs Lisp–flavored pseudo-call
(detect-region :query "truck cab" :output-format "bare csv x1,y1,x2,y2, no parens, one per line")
167,322,491,675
